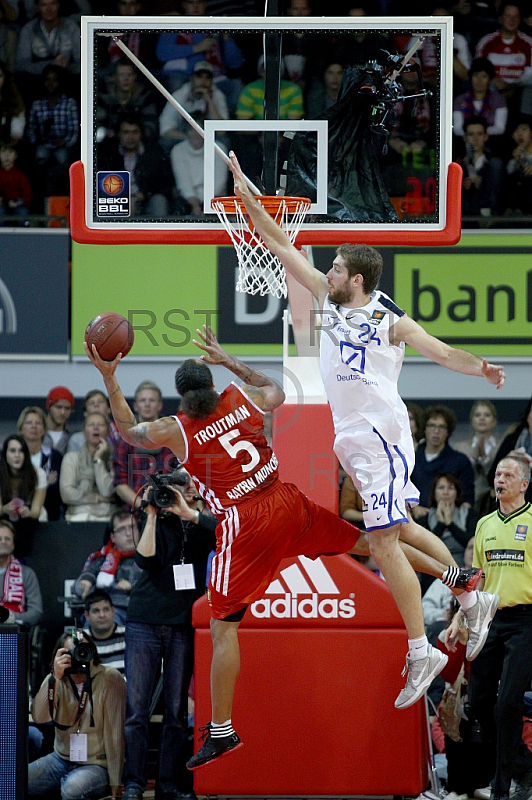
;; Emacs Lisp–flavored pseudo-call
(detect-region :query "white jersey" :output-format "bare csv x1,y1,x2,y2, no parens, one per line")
319,290,410,445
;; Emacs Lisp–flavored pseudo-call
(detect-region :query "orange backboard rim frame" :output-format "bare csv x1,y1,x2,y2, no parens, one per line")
69,160,462,247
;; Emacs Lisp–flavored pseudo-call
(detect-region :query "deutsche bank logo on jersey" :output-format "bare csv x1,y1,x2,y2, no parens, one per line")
97,171,130,216
251,556,356,620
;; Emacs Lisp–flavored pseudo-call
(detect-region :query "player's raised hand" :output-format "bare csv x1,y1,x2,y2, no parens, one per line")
84,341,122,378
481,359,505,390
228,150,250,200
193,325,229,365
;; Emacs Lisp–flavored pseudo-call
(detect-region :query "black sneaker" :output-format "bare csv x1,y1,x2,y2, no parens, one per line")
454,567,483,592
186,723,242,770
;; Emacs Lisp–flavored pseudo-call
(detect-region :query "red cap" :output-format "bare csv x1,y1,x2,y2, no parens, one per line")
46,386,75,410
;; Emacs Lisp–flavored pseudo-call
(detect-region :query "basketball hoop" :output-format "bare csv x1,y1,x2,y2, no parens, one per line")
211,195,311,298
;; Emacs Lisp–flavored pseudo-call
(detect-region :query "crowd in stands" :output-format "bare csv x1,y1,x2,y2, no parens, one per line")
3,0,532,222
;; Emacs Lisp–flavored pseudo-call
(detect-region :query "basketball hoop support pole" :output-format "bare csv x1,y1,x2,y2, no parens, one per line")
110,36,261,195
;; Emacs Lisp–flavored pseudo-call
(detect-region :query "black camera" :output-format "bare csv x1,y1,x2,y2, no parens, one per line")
146,471,188,509
65,630,97,674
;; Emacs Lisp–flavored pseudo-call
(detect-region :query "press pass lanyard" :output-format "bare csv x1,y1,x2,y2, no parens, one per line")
47,673,95,730
179,530,187,565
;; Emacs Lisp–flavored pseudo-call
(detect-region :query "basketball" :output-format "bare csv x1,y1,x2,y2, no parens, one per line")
85,313,134,361
102,174,124,195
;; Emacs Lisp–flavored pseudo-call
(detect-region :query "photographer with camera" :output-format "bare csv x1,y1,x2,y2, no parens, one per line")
28,629,126,800
122,466,216,800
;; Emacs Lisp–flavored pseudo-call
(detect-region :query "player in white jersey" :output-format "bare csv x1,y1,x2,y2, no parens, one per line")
228,151,505,709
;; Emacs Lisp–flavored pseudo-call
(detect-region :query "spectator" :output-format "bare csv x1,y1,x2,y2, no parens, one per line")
27,65,79,200
158,60,229,153
97,59,159,143
74,509,141,623
96,0,158,79
322,2,389,74
236,55,304,120
97,113,175,218
281,0,321,92
0,434,46,523
122,470,216,800
0,4,18,74
419,473,478,572
0,519,43,627
411,405,476,517
28,630,126,800
453,57,508,140
452,0,497,56
475,3,532,107
68,389,120,453
455,399,500,515
170,111,229,216
155,0,244,111
113,379,178,510
305,61,343,118
17,405,62,521
15,0,80,103
0,140,31,222
406,401,425,451
488,395,532,503
43,385,74,455
408,4,472,90
60,412,117,522
460,115,505,216
82,589,126,673
504,116,532,214
0,59,25,141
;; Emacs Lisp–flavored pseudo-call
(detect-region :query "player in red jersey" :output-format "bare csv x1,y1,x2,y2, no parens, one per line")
85,326,481,769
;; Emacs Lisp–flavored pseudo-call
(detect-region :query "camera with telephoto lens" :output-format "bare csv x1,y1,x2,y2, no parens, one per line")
65,629,97,674
147,471,188,509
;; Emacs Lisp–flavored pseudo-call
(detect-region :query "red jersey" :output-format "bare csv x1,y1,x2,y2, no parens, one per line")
476,31,532,82
175,383,279,517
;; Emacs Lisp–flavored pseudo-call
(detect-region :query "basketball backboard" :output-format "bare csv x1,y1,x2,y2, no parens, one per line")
72,15,460,246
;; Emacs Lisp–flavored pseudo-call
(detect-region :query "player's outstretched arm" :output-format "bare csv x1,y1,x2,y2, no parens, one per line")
84,342,139,443
84,342,186,454
228,151,328,304
394,316,506,389
193,324,285,411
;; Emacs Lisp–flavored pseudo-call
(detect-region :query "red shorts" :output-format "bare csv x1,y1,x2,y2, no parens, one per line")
208,480,360,619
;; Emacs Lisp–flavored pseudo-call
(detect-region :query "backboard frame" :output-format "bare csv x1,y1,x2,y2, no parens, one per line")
72,15,461,246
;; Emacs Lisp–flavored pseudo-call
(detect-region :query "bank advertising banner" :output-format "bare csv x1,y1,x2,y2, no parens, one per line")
0,231,70,357
71,234,532,358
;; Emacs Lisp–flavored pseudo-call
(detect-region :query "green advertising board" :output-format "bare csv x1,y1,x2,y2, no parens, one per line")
71,242,218,357
394,234,532,356
72,233,532,358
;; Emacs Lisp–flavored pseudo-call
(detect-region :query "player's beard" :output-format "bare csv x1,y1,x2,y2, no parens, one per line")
329,279,354,305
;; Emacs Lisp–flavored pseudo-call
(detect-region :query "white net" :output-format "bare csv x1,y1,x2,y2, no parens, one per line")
212,196,311,298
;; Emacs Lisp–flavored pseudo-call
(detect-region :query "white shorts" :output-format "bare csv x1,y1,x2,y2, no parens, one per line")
334,422,420,532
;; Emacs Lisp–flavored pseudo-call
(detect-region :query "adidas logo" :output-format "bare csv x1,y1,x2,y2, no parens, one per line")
251,556,356,620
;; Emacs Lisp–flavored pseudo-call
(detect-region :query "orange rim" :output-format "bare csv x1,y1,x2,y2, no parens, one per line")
212,195,311,214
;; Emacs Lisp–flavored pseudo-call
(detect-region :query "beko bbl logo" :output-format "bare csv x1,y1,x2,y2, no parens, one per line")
251,556,356,620
97,171,130,216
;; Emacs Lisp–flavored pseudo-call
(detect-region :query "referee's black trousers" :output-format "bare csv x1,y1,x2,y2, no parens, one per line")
469,605,532,795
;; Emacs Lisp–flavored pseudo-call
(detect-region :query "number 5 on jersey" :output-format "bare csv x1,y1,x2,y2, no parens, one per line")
219,429,260,473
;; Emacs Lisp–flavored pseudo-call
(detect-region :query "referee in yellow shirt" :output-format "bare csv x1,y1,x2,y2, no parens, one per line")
468,452,532,800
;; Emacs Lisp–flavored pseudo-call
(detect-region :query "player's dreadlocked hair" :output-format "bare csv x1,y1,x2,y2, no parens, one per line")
175,359,219,419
